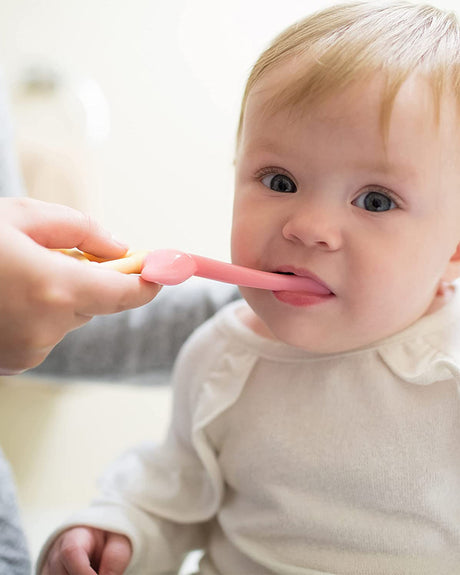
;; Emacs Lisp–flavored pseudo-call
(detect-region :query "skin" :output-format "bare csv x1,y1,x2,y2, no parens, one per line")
232,68,460,353
0,197,161,374
41,527,131,575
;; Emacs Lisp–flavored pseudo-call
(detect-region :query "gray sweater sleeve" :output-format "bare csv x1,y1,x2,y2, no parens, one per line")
33,279,240,382
0,451,31,575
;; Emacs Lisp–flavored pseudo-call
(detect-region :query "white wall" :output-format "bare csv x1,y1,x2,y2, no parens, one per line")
0,0,459,258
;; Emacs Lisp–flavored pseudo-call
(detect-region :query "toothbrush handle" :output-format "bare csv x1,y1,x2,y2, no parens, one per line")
192,255,324,292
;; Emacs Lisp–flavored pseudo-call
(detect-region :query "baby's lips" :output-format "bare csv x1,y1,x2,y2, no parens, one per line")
274,267,332,295
277,276,332,295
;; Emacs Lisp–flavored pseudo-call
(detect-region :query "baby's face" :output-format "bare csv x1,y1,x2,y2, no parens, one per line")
231,68,460,352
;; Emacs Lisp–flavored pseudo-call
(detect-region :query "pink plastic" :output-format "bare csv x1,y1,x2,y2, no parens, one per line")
141,249,331,293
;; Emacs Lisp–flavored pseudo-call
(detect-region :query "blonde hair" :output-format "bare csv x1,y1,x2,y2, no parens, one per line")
236,1,460,144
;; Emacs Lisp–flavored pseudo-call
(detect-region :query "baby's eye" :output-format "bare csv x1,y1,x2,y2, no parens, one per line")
261,173,297,193
353,190,397,212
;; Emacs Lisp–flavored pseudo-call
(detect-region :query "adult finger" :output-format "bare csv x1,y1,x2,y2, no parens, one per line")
36,247,162,318
6,197,129,259
99,533,132,575
66,259,162,317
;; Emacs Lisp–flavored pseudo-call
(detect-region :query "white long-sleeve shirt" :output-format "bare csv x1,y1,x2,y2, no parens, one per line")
38,287,460,574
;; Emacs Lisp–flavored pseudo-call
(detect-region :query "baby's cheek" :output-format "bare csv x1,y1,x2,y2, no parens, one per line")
230,220,254,265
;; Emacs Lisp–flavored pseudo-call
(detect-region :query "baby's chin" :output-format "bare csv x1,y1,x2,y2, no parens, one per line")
236,301,350,353
238,286,446,354
242,308,387,354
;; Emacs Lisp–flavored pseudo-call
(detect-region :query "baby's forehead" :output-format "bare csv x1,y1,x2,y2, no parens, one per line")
244,65,459,141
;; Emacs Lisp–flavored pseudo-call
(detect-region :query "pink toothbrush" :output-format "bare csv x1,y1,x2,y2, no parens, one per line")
140,249,330,293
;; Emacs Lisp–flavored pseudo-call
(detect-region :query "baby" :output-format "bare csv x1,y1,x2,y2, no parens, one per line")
39,2,460,574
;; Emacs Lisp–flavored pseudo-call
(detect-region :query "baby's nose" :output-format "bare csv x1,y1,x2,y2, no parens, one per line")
281,203,343,251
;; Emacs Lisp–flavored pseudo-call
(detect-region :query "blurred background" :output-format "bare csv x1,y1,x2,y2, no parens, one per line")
1,0,459,568
0,0,344,259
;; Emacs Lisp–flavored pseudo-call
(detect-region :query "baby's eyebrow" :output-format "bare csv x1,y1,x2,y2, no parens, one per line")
240,133,419,183
240,136,303,164
354,159,418,181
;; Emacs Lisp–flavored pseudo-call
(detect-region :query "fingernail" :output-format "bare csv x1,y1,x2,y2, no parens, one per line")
111,235,130,250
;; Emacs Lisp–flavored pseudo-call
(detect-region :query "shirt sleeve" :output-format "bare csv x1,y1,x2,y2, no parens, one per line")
34,443,214,574
35,318,229,574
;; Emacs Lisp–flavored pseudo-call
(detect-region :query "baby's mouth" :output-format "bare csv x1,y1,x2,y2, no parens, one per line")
273,267,333,295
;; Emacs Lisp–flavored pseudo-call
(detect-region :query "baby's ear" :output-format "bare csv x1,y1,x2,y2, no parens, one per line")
443,243,460,283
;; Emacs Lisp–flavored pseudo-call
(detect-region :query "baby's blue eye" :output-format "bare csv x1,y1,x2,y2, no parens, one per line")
353,190,396,212
261,173,297,193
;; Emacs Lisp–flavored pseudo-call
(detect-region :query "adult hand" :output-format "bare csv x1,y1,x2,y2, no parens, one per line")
41,526,132,575
0,197,161,374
